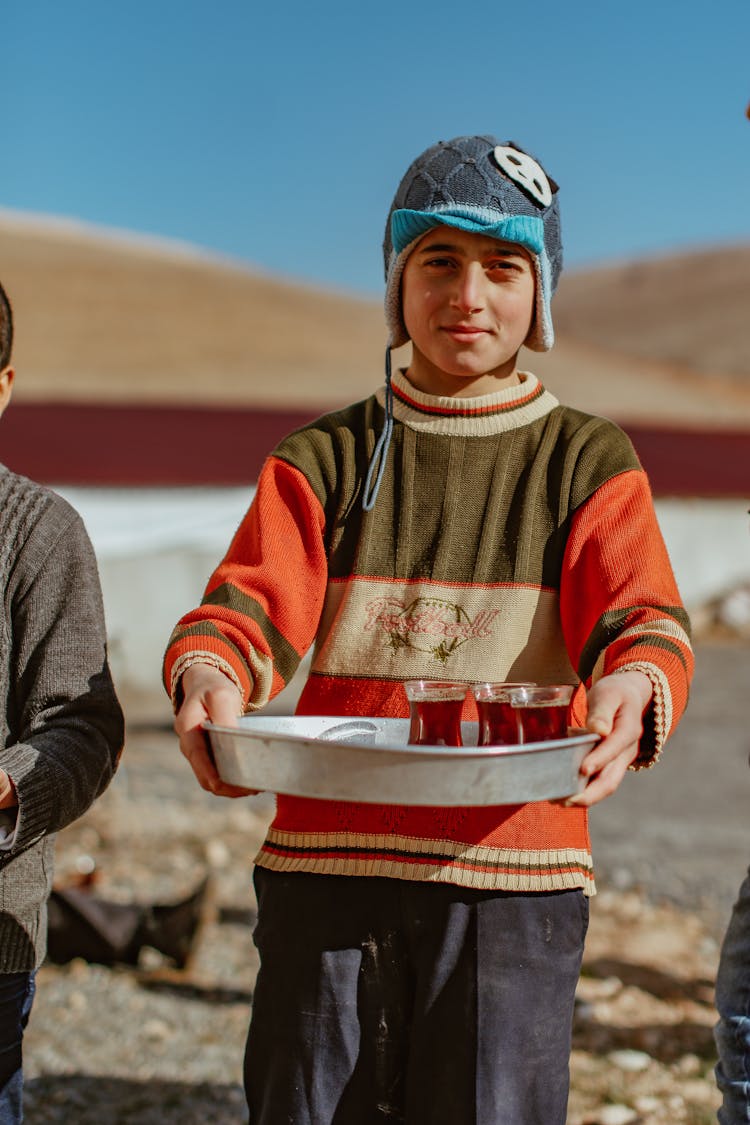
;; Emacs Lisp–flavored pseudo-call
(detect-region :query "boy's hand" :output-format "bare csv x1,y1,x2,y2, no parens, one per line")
174,663,259,798
0,769,17,809
565,670,653,808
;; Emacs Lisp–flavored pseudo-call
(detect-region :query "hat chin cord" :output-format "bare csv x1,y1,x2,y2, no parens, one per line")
362,346,394,512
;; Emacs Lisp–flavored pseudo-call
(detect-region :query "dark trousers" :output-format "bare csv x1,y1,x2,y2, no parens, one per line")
0,971,35,1125
715,865,750,1123
244,869,588,1125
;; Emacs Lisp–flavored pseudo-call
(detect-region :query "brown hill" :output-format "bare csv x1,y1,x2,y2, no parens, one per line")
552,245,750,381
2,212,750,427
0,214,386,410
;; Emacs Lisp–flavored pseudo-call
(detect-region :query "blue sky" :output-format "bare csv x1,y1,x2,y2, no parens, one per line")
5,0,749,295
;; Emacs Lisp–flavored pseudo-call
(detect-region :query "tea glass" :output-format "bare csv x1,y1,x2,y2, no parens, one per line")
472,682,536,746
403,681,470,746
506,684,574,743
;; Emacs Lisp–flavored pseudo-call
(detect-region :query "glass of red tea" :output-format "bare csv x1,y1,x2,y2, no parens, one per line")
472,682,536,746
403,681,469,746
507,685,574,743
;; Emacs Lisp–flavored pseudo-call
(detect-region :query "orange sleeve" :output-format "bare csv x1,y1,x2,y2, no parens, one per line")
163,456,328,709
560,468,693,761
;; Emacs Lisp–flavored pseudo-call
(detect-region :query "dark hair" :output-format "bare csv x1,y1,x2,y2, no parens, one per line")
0,281,12,370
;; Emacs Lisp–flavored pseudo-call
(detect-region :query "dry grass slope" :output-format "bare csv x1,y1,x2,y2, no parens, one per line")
552,245,750,380
0,216,385,409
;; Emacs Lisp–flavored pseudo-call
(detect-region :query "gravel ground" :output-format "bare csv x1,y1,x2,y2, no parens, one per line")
24,726,272,1123
22,641,749,1123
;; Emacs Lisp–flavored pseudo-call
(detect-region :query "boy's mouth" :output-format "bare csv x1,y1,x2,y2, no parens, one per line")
441,325,491,342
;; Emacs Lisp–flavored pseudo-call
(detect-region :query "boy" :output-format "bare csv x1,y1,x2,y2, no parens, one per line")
0,280,124,1122
715,859,750,1122
165,135,693,1124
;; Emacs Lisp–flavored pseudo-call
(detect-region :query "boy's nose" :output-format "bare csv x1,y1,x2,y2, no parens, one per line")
452,263,484,313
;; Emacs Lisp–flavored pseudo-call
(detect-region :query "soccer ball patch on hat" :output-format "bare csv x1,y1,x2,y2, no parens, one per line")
492,145,553,208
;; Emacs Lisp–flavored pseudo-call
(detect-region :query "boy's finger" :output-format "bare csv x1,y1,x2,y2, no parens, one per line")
586,710,614,737
202,684,243,728
0,769,17,809
174,682,241,740
174,685,210,735
578,721,620,772
585,684,619,737
213,781,261,798
582,725,640,781
580,728,641,779
178,708,257,797
178,725,217,781
579,729,630,776
566,752,633,807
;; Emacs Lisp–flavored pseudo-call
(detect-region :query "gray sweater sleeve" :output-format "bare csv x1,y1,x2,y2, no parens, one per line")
0,497,124,862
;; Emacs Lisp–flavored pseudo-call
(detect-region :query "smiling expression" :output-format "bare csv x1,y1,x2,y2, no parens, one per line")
401,226,536,398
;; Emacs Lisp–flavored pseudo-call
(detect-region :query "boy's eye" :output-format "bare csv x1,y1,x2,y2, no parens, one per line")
423,256,455,269
418,252,528,275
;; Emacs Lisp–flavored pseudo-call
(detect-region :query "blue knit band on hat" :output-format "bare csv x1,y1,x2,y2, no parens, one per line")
390,208,546,259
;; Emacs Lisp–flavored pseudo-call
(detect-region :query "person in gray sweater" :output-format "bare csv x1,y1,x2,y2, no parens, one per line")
0,279,124,1122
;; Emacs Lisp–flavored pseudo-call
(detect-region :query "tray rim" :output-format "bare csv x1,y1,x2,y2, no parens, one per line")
203,717,600,760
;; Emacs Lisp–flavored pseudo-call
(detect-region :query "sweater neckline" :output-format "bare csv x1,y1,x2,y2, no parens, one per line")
378,370,559,436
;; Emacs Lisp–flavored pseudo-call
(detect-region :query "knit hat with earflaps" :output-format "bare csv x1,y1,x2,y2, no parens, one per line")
383,135,562,352
363,134,561,511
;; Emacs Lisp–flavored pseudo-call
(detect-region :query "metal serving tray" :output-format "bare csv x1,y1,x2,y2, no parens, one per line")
206,715,598,806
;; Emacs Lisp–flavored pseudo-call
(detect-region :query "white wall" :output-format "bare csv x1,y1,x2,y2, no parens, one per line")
654,499,750,607
59,487,255,722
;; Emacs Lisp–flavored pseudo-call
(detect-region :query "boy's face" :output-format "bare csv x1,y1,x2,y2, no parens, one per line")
0,366,13,420
401,226,536,397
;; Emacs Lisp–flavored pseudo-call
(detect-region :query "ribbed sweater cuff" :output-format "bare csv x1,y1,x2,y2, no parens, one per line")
0,742,56,858
605,659,674,769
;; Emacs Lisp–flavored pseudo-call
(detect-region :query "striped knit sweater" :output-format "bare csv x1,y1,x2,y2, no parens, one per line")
165,371,693,895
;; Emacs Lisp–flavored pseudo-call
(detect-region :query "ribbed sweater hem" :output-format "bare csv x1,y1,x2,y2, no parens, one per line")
255,833,595,896
255,851,595,895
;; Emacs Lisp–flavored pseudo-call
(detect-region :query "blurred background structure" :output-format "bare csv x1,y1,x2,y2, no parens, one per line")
2,0,749,710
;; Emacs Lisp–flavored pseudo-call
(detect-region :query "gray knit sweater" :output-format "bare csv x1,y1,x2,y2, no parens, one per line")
0,465,124,971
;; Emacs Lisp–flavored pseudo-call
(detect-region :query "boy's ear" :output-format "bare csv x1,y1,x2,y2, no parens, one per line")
0,367,15,418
